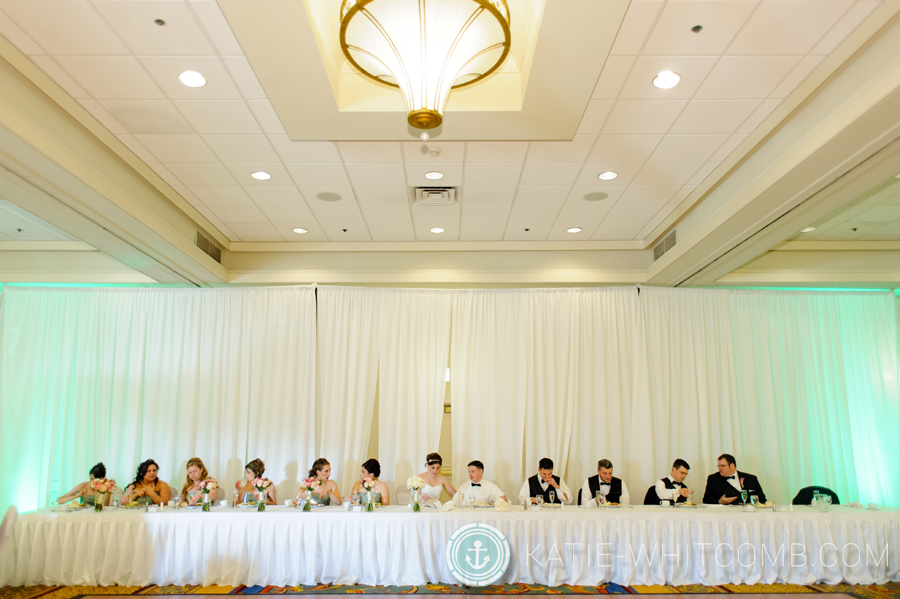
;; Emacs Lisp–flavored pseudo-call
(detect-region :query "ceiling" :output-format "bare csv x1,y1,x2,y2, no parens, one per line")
1,0,900,288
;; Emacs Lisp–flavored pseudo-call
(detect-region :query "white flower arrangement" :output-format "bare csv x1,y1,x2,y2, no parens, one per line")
406,475,426,491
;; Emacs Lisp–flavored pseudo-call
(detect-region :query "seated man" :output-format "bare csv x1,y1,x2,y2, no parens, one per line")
518,457,573,504
453,460,508,504
702,453,767,505
652,459,691,504
580,459,630,505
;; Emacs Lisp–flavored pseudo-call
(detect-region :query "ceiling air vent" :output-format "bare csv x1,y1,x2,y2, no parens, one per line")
652,230,676,262
413,187,459,206
196,231,222,263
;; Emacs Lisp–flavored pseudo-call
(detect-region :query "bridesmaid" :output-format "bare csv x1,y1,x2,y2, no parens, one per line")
235,458,276,505
347,458,390,506
57,462,113,506
121,459,171,506
417,453,456,505
296,458,341,505
181,457,218,506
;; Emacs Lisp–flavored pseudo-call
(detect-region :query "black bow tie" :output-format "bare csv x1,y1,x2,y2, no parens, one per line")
471,483,481,487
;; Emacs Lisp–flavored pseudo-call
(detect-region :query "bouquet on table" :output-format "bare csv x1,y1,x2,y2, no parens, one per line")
406,476,426,512
252,478,274,512
198,479,218,512
90,478,116,512
363,479,377,512
299,478,321,511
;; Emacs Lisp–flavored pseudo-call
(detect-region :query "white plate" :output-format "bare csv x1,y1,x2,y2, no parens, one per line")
236,503,259,509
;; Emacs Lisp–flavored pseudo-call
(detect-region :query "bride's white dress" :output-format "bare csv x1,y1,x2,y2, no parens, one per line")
419,480,444,505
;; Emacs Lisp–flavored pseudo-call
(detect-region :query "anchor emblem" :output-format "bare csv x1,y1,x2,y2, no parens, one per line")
465,540,491,570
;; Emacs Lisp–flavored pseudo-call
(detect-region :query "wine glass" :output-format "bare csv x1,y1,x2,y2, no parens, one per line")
740,490,749,505
549,490,555,504
595,491,604,506
822,495,832,512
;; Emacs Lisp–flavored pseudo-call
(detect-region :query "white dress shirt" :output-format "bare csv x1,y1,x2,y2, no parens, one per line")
453,479,506,504
655,475,687,501
580,477,631,505
518,476,573,504
725,473,742,492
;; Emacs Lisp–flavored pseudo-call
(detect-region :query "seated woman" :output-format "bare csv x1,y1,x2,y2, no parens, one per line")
417,453,456,505
296,458,341,505
57,462,113,506
234,458,276,505
181,457,218,506
120,459,171,506
347,459,390,506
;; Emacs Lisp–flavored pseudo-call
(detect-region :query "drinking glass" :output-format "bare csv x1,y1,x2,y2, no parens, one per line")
686,489,693,503
549,490,555,504
242,492,253,505
740,490,749,504
812,491,821,507
535,496,544,508
112,496,120,509
750,495,759,507
595,491,604,506
233,489,239,507
823,495,833,512
174,495,182,509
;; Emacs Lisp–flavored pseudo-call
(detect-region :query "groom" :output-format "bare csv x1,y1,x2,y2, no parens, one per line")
453,460,508,504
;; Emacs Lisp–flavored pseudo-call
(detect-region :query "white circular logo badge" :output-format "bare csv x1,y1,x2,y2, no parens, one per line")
445,522,511,586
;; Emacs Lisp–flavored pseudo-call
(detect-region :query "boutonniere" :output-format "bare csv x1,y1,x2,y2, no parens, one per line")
740,477,745,489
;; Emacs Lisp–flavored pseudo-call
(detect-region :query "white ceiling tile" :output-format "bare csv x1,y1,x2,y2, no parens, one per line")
145,162,182,188
812,221,878,240
347,162,407,186
91,1,214,55
165,162,237,186
636,219,665,240
410,205,459,228
586,135,662,163
413,221,459,241
649,135,728,163
269,136,342,163
737,99,781,134
610,0,664,55
139,56,240,100
272,222,328,242
55,56,164,99
402,141,466,163
514,187,571,206
652,204,677,222
461,205,510,223
221,56,267,100
463,163,522,186
632,162,702,186
565,186,626,205
770,55,826,99
225,163,292,186
368,222,415,241
710,133,749,161
688,162,720,186
30,56,89,98
459,222,506,241
190,0,243,55
299,186,358,207
258,204,315,222
309,205,366,224
592,222,645,241
591,55,635,100
618,185,681,205
323,223,372,241
407,163,464,187
519,163,581,187
619,56,718,100
0,10,45,54
577,100,615,135
116,134,155,163
78,99,127,133
546,222,601,241
188,186,253,206
286,164,351,187
353,187,410,207
605,203,662,222
603,100,688,134
361,206,411,223
203,135,278,163
1,0,128,54
462,187,517,206
210,204,267,223
243,186,305,206
855,205,900,222
246,100,286,135
225,222,282,241
812,1,880,55
643,1,757,55
527,135,595,163
575,163,642,187
99,100,193,134
668,185,697,206
191,202,238,241
465,142,528,163
857,222,900,241
556,201,613,222
135,134,217,163
503,222,551,241
695,56,803,99
728,0,854,56
175,100,261,134
508,204,561,222
670,100,761,135
339,141,402,163
171,185,200,206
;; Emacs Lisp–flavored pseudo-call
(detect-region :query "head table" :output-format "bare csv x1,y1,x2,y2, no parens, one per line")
1,504,897,588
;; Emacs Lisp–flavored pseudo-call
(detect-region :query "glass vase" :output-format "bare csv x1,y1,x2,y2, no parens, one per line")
257,490,266,512
412,488,421,512
202,494,211,512
303,491,312,512
94,493,105,512
366,489,374,512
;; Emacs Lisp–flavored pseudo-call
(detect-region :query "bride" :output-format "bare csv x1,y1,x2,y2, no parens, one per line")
417,453,455,504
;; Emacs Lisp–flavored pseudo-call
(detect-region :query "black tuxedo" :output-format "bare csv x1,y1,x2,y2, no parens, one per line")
702,471,766,504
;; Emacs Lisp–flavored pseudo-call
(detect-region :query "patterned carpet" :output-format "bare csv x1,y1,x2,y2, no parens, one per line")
1,583,899,599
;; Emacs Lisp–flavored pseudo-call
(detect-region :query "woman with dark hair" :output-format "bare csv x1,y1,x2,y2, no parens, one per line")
296,458,341,505
121,459,170,506
347,458,390,505
57,462,114,506
181,457,218,506
234,458,276,505
416,453,456,505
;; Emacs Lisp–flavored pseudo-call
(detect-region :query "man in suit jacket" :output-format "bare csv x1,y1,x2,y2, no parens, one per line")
702,453,767,505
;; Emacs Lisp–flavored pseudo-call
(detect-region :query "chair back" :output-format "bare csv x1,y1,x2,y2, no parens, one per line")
643,486,659,505
395,486,410,506
792,486,840,505
0,505,18,555
577,488,583,506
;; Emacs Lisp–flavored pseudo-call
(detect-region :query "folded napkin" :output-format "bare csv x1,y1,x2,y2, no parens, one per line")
438,500,455,511
846,501,863,508
494,498,510,512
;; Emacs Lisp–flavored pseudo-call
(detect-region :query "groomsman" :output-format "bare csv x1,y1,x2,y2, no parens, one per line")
453,460,508,504
580,459,630,505
653,459,691,504
518,458,573,504
702,453,767,504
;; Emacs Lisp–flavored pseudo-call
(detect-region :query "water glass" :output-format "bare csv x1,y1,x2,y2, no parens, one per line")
595,491,604,506
549,490,555,504
174,495,182,509
233,489,239,507
740,490,749,504
750,495,759,507
535,496,544,508
112,496,120,509
822,495,832,512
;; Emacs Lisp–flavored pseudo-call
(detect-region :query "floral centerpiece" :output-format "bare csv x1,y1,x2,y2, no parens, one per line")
90,478,115,512
198,479,218,512
299,477,321,511
406,476,425,512
363,479,377,512
252,478,274,512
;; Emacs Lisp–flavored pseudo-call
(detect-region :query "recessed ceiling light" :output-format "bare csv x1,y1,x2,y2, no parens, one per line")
566,227,583,233
653,70,680,89
430,227,445,233
292,227,308,234
425,171,444,180
251,171,271,180
801,227,816,233
178,70,206,88
895,173,900,178
598,171,618,180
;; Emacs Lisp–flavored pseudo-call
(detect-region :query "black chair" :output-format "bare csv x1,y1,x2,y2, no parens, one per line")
792,486,840,505
643,486,659,505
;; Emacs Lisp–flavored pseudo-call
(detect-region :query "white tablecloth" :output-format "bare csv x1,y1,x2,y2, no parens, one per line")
1,505,898,588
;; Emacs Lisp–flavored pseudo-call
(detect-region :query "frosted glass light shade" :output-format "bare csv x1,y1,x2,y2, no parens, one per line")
340,0,511,129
